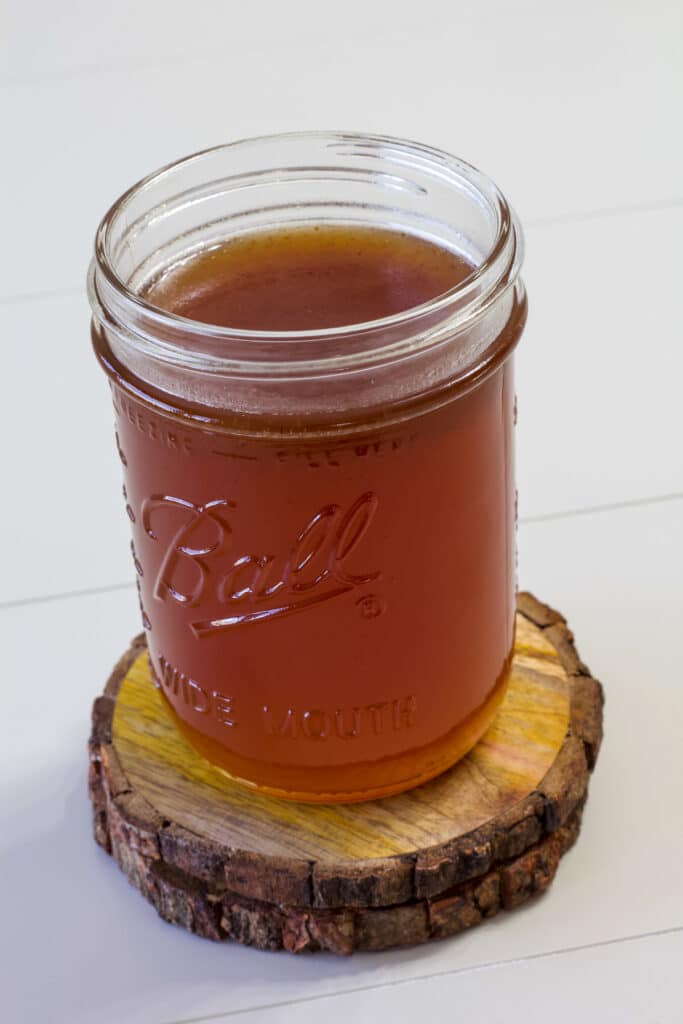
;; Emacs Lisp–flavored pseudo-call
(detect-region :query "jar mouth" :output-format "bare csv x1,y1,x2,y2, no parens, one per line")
88,131,524,378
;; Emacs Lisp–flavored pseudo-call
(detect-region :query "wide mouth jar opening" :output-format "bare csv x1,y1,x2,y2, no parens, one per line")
88,131,525,423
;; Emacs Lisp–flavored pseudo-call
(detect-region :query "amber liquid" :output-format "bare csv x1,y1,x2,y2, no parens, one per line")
100,225,523,802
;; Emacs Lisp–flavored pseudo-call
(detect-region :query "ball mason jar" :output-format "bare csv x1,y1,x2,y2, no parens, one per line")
88,132,526,803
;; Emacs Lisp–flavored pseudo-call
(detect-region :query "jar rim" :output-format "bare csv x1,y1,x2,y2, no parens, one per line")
88,131,524,378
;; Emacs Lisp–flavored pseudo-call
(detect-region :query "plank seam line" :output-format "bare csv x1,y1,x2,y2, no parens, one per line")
162,924,683,1024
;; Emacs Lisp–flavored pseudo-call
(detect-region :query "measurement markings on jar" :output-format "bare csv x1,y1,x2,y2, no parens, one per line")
113,392,194,454
274,435,419,470
210,449,258,461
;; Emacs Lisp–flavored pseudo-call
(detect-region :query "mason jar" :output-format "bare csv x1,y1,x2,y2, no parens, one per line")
88,131,526,803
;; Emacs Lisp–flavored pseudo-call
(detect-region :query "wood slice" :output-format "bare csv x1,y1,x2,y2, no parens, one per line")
88,592,603,953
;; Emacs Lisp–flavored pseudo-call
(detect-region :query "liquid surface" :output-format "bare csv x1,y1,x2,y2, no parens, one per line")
143,224,474,331
100,225,524,802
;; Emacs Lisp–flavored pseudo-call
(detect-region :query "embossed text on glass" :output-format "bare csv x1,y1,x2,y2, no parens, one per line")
141,492,381,636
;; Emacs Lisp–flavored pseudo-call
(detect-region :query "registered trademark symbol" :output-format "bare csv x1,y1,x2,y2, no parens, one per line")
356,594,386,619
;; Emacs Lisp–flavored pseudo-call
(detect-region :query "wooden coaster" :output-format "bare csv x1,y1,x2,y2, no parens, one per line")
88,592,603,954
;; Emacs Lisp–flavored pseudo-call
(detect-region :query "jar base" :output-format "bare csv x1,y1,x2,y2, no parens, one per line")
90,597,601,953
161,665,511,804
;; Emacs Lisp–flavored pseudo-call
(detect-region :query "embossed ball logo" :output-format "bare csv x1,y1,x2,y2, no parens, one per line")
138,492,382,636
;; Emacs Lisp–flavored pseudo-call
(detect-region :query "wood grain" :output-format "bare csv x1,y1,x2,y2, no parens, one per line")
88,592,603,951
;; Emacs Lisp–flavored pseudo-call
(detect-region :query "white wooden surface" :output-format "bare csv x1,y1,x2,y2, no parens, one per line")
1,2,681,1021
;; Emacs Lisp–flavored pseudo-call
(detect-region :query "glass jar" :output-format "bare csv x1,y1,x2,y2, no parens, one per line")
88,132,526,803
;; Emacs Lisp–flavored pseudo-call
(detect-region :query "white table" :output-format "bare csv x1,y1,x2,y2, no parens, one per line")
1,3,682,1021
